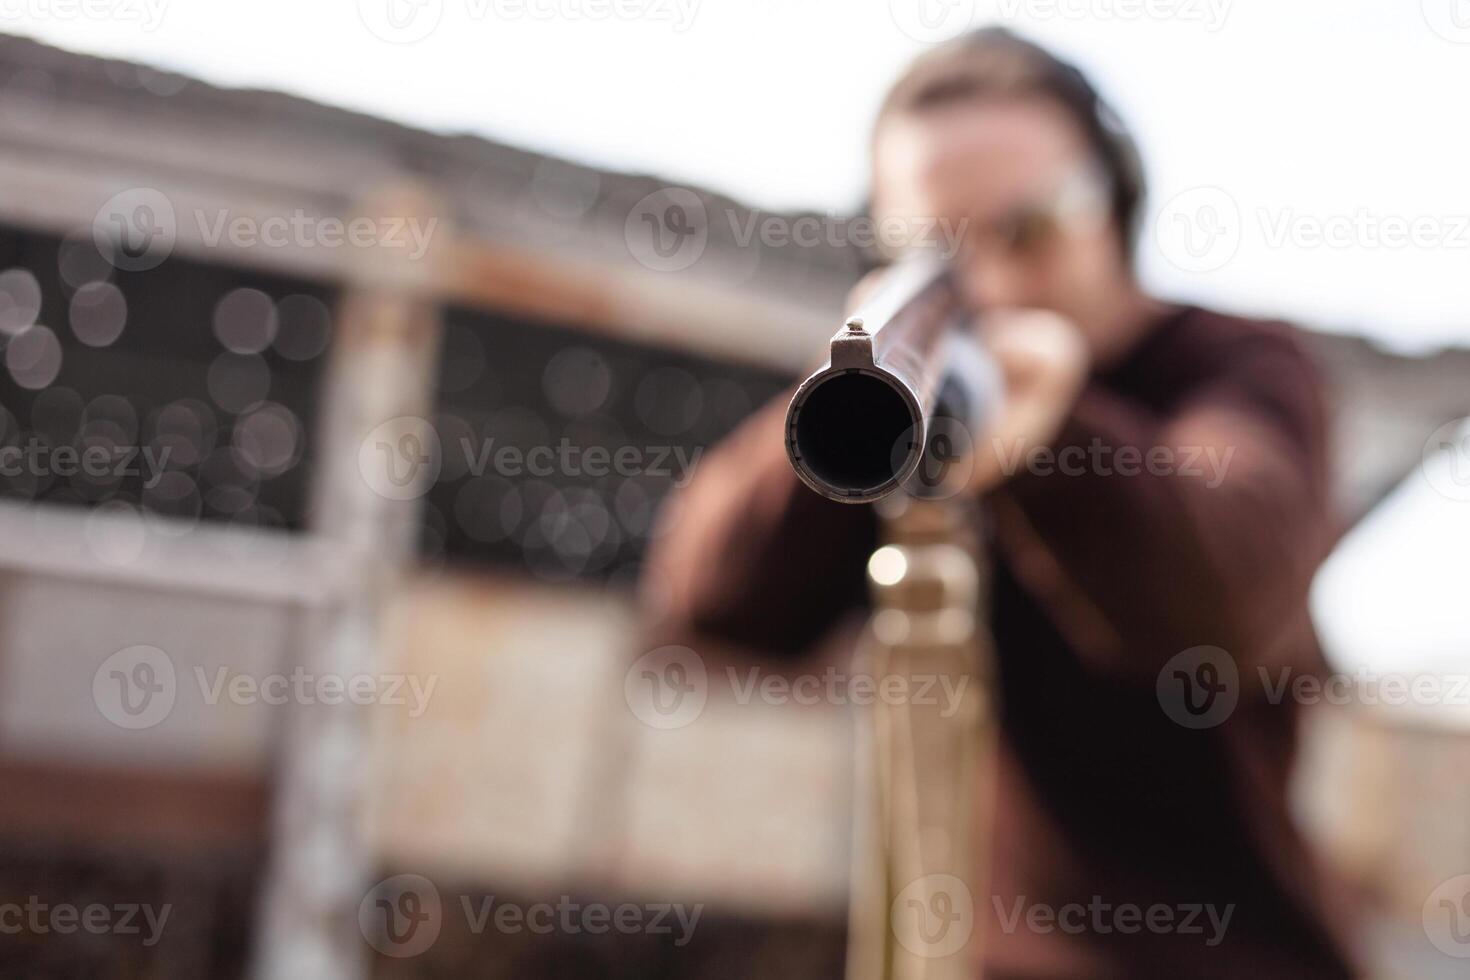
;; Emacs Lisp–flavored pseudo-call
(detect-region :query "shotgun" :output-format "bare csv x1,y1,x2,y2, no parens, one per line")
784,259,1003,978
783,258,1002,503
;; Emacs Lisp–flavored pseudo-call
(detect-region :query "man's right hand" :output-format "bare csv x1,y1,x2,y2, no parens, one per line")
965,307,1090,494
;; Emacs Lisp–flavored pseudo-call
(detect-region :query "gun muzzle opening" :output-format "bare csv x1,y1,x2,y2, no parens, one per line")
787,371,921,503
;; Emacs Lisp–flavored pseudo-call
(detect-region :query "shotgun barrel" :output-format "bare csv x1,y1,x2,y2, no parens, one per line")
784,258,1002,503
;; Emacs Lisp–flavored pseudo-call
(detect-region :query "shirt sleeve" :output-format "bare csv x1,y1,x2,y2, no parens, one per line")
991,325,1334,682
642,391,879,656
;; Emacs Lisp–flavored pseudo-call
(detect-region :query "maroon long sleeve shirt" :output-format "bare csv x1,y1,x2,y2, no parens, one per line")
642,304,1361,979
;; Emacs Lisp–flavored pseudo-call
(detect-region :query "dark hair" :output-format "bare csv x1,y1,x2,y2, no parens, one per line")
874,27,1145,263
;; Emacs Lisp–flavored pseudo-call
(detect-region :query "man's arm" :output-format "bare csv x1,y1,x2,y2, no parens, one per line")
643,392,878,656
991,324,1334,681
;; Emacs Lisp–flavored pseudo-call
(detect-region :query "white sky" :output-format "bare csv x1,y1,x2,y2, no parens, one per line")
3,1,1467,674
1313,418,1470,696
5,0,1470,353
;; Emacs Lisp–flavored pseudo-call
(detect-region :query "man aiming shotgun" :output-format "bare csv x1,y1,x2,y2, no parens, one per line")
642,29,1359,980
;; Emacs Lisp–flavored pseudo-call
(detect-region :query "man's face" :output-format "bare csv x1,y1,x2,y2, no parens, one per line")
871,97,1128,347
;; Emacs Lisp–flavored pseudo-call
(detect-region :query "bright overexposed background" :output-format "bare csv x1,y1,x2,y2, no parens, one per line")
4,0,1469,353
8,0,1470,682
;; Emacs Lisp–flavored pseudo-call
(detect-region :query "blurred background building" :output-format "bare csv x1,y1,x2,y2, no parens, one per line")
0,24,1466,980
